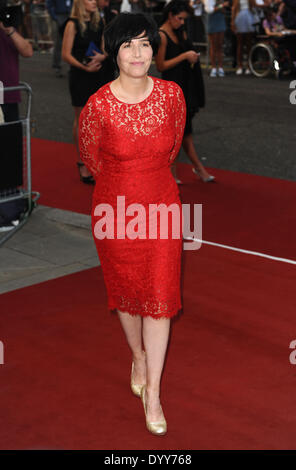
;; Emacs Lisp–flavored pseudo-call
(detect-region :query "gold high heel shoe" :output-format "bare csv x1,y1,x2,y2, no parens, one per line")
130,351,146,397
141,385,167,436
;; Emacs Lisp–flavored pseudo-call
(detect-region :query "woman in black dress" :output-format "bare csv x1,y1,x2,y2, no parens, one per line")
155,0,215,183
62,0,114,183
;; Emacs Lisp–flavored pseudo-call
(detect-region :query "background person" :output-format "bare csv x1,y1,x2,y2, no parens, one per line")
109,0,121,11
0,2,33,228
263,5,296,67
30,0,51,51
62,0,107,183
281,0,296,29
231,0,259,75
187,0,204,44
46,0,73,77
0,2,33,122
128,0,145,11
204,0,230,77
97,0,117,22
155,0,215,183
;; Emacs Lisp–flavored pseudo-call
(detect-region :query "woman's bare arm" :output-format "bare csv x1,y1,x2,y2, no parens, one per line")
61,20,88,71
154,31,190,72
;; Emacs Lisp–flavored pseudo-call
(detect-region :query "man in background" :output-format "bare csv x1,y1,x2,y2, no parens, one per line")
46,0,72,77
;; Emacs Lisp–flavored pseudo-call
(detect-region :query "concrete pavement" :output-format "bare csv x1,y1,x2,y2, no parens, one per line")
0,206,98,294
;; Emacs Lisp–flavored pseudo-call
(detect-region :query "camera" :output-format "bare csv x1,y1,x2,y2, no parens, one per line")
0,0,20,28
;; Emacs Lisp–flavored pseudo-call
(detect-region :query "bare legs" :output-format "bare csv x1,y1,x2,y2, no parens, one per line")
182,133,212,181
73,106,92,178
216,32,225,69
117,310,170,422
236,33,253,69
143,315,170,421
209,32,225,69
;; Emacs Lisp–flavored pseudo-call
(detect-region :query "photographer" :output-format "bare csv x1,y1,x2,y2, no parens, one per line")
0,0,33,122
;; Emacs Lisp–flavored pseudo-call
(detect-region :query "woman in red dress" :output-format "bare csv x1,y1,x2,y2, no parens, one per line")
79,12,186,436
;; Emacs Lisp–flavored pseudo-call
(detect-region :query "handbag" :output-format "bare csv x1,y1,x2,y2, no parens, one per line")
85,41,102,57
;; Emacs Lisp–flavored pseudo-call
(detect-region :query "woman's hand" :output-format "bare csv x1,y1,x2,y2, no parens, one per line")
185,50,199,64
88,51,106,64
84,61,102,72
87,51,106,69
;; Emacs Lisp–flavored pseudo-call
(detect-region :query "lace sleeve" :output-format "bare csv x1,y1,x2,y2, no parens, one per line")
79,95,102,178
169,83,186,164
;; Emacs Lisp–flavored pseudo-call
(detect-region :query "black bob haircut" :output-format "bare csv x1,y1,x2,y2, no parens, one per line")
103,12,160,66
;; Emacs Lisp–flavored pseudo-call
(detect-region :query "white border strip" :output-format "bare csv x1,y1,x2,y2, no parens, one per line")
184,237,296,266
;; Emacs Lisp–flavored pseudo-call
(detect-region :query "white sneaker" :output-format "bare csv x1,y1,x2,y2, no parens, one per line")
218,67,225,77
244,68,251,75
210,68,217,77
236,67,243,75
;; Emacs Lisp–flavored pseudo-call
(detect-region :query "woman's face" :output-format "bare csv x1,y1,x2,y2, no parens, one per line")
116,32,153,79
83,0,98,13
169,11,189,30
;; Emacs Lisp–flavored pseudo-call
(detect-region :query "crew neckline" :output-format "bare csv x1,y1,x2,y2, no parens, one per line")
108,76,155,105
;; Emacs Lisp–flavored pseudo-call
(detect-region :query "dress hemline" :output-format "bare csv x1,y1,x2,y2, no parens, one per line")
109,305,182,320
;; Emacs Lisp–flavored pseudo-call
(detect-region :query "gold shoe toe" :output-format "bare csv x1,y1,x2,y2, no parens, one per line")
141,385,167,436
146,418,167,436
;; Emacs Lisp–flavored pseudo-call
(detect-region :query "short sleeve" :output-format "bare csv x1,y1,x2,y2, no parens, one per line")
169,83,186,164
204,0,215,14
79,95,102,179
277,16,284,26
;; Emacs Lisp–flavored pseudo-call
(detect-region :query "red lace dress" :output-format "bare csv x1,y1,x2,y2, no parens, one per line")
79,76,186,319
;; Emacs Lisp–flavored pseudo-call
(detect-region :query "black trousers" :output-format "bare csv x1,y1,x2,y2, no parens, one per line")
0,104,23,190
1,103,19,122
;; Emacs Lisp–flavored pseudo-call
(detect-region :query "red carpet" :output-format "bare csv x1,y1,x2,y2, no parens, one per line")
31,138,296,261
0,244,295,450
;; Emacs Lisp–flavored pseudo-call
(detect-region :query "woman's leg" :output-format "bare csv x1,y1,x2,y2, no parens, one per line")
208,34,216,69
217,32,225,68
73,106,92,178
182,133,212,180
212,33,219,66
236,33,243,68
244,32,253,68
142,316,171,422
117,310,146,385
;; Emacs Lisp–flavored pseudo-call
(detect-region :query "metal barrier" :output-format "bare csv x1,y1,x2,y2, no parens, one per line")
0,82,40,245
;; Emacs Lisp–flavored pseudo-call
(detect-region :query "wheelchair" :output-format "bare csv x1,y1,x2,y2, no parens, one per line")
248,22,295,78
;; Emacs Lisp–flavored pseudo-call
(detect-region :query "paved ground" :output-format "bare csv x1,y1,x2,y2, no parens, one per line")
0,51,295,295
0,206,98,295
19,51,296,181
